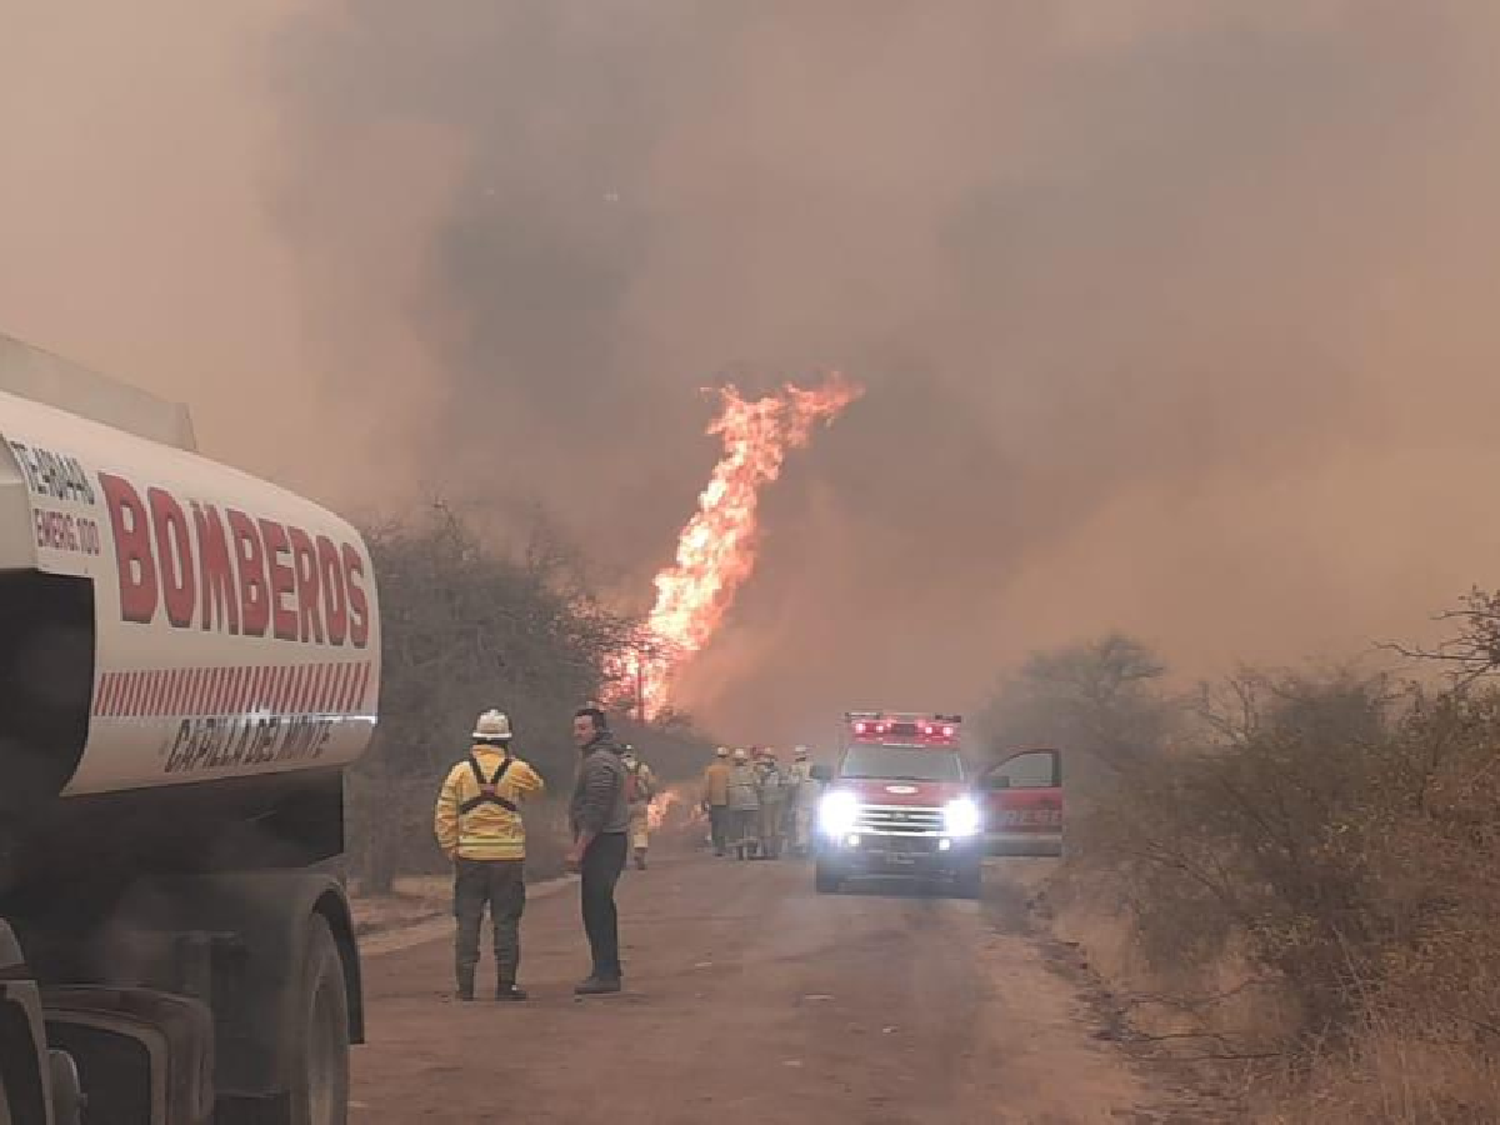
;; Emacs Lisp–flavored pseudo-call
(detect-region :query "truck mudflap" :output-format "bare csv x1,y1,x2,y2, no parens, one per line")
1,919,81,1125
43,987,213,1125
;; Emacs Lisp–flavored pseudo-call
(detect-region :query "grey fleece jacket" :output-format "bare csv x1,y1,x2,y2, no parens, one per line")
570,735,630,837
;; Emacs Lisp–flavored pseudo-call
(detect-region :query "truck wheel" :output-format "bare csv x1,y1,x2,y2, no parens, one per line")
814,864,842,894
293,914,350,1125
221,915,349,1125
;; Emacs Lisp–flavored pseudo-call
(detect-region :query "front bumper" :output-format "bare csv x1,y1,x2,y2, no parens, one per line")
985,830,1063,858
819,831,982,877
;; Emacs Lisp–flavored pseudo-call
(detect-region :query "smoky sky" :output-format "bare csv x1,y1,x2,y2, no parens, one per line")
9,2,1500,744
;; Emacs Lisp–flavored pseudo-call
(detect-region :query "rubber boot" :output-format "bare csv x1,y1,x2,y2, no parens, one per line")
456,966,476,1002
575,975,623,996
634,848,648,871
495,980,528,1002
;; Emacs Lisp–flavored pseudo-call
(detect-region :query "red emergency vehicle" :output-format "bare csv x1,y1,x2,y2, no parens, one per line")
975,747,1064,857
812,712,985,898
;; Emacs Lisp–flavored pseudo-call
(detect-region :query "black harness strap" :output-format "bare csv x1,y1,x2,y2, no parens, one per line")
458,755,519,815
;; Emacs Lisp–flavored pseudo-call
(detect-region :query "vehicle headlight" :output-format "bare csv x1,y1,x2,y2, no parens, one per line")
819,791,861,836
944,797,982,837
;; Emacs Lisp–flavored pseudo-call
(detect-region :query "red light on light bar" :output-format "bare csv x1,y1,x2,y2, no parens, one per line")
855,722,869,734
943,725,955,737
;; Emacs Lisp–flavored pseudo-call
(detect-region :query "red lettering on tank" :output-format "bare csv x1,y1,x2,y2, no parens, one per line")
260,519,298,642
289,528,324,644
227,510,270,638
193,504,240,635
316,536,349,646
343,545,370,649
98,474,368,651
147,488,195,629
100,473,158,624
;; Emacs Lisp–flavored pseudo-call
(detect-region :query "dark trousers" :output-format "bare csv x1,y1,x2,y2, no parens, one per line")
581,832,628,980
708,805,729,853
454,858,527,984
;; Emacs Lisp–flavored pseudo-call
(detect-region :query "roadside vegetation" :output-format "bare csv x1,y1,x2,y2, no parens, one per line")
981,609,1500,1122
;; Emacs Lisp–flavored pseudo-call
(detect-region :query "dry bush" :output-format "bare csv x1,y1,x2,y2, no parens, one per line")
1075,670,1500,1115
994,628,1500,1118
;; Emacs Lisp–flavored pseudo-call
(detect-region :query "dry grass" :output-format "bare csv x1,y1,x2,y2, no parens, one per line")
1253,1021,1500,1124
1038,669,1500,1122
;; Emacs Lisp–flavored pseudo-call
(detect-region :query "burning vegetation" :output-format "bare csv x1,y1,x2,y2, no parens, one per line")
626,373,863,718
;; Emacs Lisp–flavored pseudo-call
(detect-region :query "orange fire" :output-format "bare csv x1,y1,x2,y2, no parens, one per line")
646,788,682,831
634,373,863,717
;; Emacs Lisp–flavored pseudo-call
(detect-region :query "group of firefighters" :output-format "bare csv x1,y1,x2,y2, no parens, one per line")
432,708,819,1001
700,745,822,860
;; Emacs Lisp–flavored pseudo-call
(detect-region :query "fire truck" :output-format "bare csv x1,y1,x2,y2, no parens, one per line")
0,334,379,1124
811,712,985,898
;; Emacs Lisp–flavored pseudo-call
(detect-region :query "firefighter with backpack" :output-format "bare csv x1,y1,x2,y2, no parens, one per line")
620,745,658,871
434,709,546,1002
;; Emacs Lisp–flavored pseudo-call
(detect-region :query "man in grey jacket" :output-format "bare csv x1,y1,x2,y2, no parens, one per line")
566,705,630,995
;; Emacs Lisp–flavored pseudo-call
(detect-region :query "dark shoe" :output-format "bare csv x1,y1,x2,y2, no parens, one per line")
574,976,622,996
456,968,476,1002
495,984,528,1002
635,854,648,871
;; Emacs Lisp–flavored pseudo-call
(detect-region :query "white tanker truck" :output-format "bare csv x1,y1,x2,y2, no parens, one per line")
0,335,380,1125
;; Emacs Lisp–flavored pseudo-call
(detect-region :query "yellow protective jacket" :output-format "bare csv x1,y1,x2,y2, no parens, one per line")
702,761,731,807
434,745,546,862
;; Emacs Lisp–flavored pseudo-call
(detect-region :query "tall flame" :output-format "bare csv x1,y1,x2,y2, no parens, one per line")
635,372,863,716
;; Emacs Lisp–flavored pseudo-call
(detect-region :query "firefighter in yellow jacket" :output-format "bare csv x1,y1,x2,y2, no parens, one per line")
434,709,545,1001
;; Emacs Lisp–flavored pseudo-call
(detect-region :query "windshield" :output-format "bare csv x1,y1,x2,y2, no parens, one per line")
838,746,964,783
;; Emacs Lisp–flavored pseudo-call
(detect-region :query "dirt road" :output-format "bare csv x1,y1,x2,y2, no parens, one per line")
350,852,1218,1124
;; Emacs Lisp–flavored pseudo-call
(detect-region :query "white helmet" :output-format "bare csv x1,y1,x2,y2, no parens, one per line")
472,709,513,740
795,746,810,759
732,748,749,762
715,746,730,758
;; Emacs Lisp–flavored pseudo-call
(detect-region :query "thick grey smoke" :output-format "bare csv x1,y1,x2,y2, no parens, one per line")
10,3,1500,743
267,1,1500,739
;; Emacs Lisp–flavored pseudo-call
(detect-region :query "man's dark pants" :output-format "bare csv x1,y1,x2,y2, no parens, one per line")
708,804,729,854
581,832,628,981
454,858,526,989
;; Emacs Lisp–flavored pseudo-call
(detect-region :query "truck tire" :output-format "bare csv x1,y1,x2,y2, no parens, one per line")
290,914,350,1125
217,914,349,1125
814,863,842,894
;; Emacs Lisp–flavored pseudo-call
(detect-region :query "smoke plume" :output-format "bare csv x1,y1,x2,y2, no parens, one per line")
9,2,1500,742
